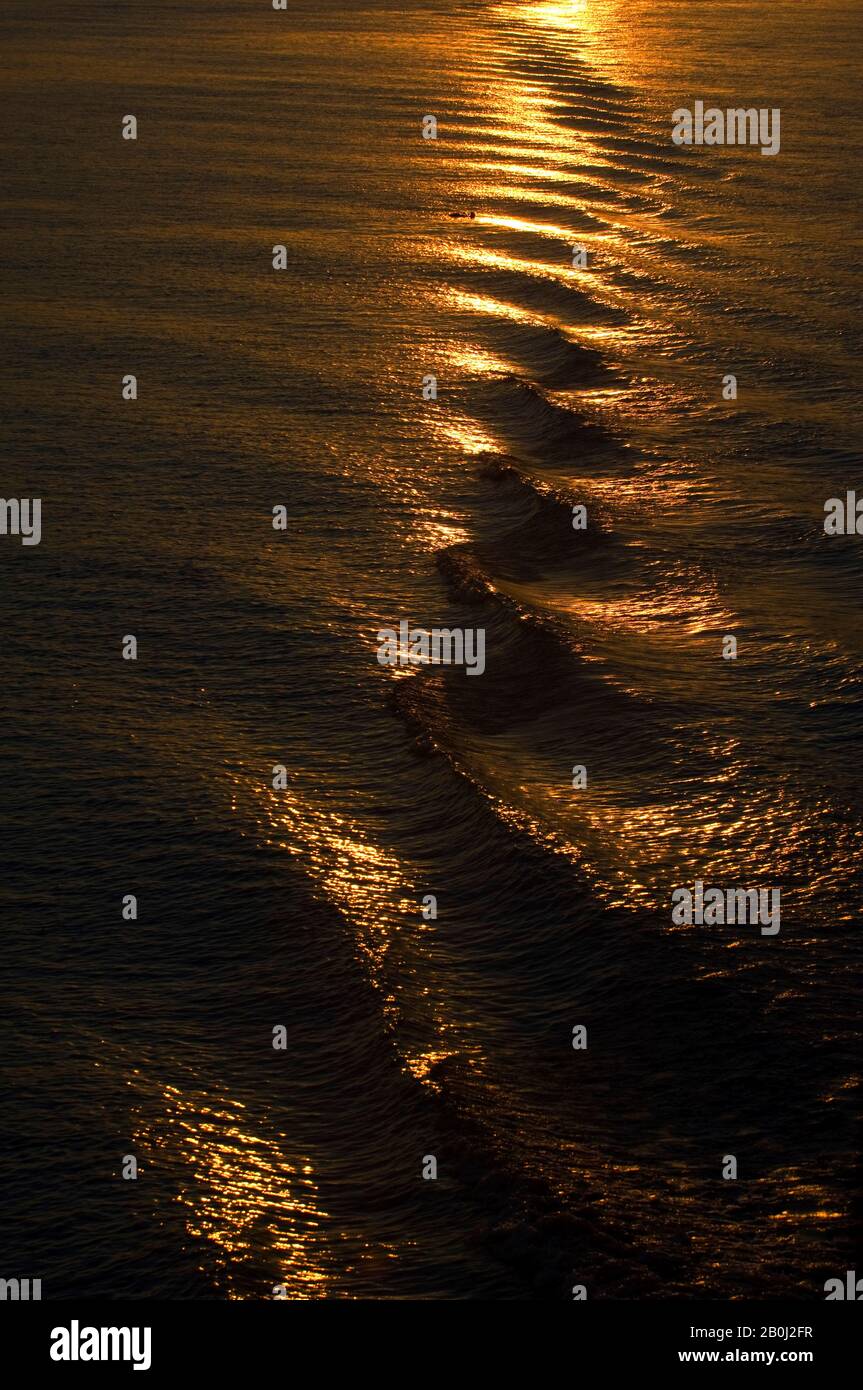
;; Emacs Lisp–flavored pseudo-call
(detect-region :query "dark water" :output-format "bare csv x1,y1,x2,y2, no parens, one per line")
2,0,861,1298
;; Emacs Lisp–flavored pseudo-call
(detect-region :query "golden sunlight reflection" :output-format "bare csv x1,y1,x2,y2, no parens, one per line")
443,241,628,310
404,1047,459,1087
132,1082,332,1298
511,0,591,25
765,1175,846,1226
250,775,478,1086
532,583,734,639
478,183,616,210
482,756,817,928
450,289,548,326
412,516,473,550
478,212,585,240
430,412,503,456
444,343,514,376
254,774,416,970
464,158,586,183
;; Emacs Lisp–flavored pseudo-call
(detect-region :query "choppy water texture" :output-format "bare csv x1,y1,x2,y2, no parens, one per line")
2,0,861,1299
